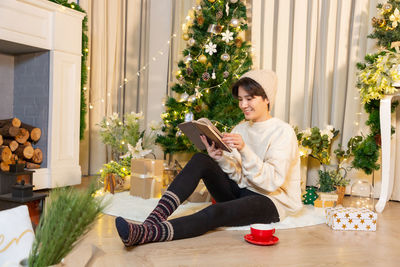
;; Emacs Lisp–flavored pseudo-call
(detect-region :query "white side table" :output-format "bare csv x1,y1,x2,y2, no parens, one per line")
375,93,400,212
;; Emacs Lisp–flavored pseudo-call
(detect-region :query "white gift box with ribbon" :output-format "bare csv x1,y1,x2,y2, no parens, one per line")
325,207,377,231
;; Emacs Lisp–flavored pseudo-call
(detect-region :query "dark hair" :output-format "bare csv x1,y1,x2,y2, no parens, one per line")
231,77,270,110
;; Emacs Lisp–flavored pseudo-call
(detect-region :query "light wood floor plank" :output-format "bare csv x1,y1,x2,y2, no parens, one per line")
71,178,400,266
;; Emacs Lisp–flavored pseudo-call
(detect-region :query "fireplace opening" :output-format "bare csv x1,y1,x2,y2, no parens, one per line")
0,46,50,170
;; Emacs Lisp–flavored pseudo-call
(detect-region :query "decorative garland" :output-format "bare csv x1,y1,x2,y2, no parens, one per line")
48,0,88,140
352,0,400,174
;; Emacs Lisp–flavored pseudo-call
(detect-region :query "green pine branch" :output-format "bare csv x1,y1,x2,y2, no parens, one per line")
28,182,108,266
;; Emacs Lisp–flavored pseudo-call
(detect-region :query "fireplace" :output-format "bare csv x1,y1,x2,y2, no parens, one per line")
0,0,84,189
1,51,50,169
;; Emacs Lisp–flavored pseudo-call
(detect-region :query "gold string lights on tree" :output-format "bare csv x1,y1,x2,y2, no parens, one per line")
156,0,253,154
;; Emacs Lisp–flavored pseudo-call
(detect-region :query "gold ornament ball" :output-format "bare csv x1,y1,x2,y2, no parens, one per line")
208,0,216,2
182,33,190,41
230,0,239,3
198,54,207,64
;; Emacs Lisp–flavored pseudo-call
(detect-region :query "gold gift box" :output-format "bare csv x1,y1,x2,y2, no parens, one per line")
130,174,162,199
130,158,164,199
131,158,164,176
314,198,335,208
314,192,338,208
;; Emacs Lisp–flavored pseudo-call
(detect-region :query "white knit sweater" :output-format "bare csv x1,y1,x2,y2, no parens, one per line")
215,117,303,220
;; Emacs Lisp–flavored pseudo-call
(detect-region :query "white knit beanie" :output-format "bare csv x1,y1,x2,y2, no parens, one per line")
240,70,278,109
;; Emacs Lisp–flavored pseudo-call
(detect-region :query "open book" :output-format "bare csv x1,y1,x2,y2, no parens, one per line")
178,118,232,152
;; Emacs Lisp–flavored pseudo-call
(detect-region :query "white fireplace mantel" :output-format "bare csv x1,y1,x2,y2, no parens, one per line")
0,0,84,189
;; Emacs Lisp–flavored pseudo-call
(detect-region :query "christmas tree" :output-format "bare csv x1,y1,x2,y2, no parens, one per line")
302,187,319,205
156,0,252,154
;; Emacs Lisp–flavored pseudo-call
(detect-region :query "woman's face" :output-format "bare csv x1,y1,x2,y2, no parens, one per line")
237,86,270,122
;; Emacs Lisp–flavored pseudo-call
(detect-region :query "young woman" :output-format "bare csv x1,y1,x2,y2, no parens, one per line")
115,69,303,246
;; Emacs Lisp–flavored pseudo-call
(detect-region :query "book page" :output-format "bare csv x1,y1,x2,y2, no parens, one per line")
193,121,231,152
197,118,223,138
178,118,232,152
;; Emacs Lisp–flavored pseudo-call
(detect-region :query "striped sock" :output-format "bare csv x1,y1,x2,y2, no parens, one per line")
115,217,173,247
143,191,180,225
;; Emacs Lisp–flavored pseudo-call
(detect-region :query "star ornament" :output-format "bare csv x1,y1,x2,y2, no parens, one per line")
205,41,217,55
221,30,234,43
390,8,400,28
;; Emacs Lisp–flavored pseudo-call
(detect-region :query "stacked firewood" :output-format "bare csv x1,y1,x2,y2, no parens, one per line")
0,118,42,171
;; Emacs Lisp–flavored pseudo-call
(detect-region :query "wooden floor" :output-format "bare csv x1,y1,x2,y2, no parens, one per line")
70,178,400,267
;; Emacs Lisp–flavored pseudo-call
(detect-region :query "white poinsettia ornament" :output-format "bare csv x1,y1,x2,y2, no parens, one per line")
205,41,217,55
221,29,233,43
120,138,152,159
390,8,400,28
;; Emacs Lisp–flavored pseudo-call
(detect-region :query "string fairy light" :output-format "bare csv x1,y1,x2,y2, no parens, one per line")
87,32,179,109
87,0,207,109
88,0,246,115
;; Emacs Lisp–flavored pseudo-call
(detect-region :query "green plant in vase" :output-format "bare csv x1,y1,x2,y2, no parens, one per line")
295,126,340,192
98,113,161,192
98,157,131,193
317,170,336,192
295,126,339,165
98,112,161,159
317,135,362,192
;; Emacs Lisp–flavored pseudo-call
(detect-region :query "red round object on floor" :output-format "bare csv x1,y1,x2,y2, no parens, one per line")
244,234,279,246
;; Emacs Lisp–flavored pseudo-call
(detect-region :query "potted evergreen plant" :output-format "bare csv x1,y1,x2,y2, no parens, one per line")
24,183,108,267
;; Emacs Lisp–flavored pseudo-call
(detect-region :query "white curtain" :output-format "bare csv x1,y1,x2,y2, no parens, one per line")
79,0,127,175
79,0,173,174
250,0,380,190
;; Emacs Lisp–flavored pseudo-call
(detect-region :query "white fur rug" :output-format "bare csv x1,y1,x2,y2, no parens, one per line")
102,192,326,230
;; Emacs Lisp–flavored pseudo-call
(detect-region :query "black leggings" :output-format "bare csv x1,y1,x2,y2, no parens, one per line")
168,153,280,240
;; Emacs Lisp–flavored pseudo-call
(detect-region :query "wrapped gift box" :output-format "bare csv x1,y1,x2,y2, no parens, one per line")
130,159,164,199
130,174,162,199
314,198,335,208
131,158,164,177
187,181,211,203
314,192,338,208
325,207,377,231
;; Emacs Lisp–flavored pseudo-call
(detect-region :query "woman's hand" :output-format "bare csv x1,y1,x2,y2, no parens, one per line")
222,133,245,151
200,135,223,160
